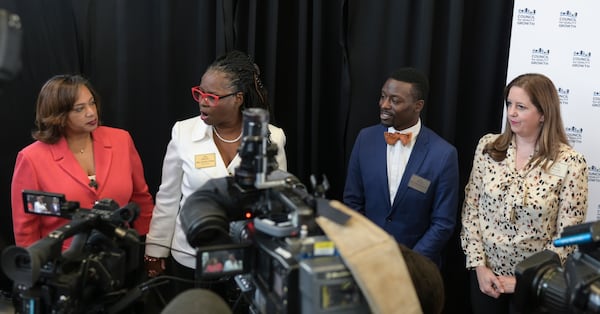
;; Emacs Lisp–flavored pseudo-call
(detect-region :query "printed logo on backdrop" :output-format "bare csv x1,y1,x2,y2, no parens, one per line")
516,8,536,26
565,126,583,145
558,87,569,106
589,165,600,183
531,48,550,65
559,10,578,28
593,91,600,107
572,50,591,68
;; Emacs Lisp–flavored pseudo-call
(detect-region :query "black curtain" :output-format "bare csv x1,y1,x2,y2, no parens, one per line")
0,0,514,312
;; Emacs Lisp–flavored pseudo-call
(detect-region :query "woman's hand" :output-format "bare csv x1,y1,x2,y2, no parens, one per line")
498,275,516,294
475,266,504,298
144,255,166,277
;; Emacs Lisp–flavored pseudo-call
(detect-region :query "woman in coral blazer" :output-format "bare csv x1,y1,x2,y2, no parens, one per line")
11,74,154,249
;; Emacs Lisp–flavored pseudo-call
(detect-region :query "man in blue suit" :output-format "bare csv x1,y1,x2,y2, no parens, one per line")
343,67,459,269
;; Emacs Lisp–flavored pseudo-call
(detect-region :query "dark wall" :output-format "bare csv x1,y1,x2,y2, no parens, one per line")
0,1,514,312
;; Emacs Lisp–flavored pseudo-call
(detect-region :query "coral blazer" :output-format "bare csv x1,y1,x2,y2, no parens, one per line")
11,126,154,249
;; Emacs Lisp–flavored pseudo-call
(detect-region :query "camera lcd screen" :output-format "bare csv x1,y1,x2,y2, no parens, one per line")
22,190,66,217
196,243,251,280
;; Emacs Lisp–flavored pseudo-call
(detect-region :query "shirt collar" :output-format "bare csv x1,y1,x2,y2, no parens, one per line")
387,119,421,144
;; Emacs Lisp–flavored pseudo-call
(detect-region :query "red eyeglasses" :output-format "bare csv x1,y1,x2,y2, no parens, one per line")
191,86,238,107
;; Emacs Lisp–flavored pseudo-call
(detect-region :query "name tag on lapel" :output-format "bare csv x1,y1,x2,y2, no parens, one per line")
548,162,568,178
195,153,216,168
408,174,430,194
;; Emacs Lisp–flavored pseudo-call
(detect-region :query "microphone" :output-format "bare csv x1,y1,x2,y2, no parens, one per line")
87,202,141,247
89,178,98,189
161,288,232,314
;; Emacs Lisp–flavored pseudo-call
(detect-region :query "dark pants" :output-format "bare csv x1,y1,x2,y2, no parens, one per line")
469,270,521,314
169,256,196,294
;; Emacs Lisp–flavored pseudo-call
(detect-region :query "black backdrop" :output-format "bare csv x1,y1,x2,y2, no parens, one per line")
0,0,514,312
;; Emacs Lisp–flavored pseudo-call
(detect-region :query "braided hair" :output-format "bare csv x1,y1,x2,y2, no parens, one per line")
207,50,270,114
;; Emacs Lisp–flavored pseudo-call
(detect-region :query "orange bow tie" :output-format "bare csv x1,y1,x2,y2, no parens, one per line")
384,131,412,146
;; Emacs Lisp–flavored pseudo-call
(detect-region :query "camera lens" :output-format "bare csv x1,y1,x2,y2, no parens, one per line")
14,254,31,269
181,189,230,247
533,266,569,313
515,250,569,313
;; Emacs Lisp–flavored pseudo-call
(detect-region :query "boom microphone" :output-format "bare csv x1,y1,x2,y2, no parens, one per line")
161,288,232,314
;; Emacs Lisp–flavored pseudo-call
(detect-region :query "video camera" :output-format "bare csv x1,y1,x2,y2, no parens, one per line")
1,191,142,314
179,108,369,313
515,221,600,313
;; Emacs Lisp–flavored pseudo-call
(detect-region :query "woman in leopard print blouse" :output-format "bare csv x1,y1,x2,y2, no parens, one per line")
460,73,588,314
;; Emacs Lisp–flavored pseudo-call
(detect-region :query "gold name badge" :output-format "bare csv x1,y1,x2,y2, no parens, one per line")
195,153,216,168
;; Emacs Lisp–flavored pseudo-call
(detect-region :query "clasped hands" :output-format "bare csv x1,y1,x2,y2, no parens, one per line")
475,266,516,298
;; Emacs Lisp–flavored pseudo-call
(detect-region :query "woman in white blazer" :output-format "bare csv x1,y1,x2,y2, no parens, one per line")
144,50,287,301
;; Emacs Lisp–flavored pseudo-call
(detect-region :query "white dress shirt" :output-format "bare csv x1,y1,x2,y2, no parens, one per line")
387,120,421,204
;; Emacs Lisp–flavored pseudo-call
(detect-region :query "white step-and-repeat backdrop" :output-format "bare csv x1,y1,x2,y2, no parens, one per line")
507,0,600,221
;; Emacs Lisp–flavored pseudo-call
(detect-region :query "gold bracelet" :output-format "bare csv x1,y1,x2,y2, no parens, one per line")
144,255,161,263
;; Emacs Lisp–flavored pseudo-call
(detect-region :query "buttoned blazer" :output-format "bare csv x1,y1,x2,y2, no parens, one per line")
11,126,154,248
343,123,459,267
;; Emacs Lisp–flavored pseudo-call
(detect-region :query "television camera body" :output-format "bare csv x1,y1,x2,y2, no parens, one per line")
1,191,142,314
179,108,369,313
515,220,600,313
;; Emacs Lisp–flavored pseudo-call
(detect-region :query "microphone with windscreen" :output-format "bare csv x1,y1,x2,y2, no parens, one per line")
161,288,232,314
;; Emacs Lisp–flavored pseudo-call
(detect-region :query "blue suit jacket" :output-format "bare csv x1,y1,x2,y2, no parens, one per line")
343,124,459,267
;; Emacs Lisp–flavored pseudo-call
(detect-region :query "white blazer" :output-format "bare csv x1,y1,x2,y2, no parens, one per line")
145,116,287,268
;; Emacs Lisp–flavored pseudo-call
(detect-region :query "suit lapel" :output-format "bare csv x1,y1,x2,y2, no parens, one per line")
391,129,429,209
51,137,93,189
377,127,392,206
93,130,112,192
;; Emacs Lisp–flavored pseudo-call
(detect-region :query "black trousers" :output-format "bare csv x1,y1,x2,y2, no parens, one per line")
169,256,196,293
469,270,521,314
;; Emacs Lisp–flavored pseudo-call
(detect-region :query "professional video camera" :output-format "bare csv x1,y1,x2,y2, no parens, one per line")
179,108,369,314
515,221,600,313
1,191,142,314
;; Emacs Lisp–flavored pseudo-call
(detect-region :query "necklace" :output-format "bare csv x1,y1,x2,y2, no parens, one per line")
69,136,92,155
213,127,243,143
